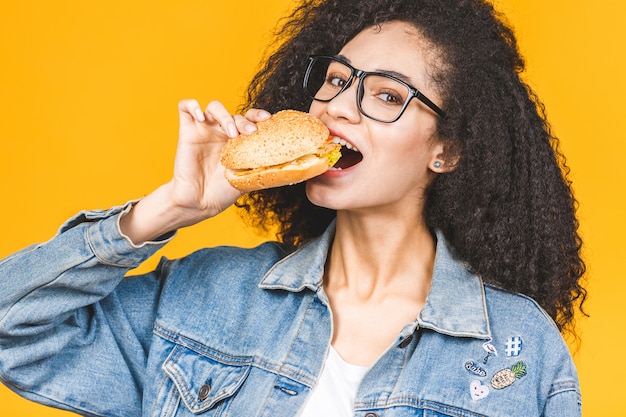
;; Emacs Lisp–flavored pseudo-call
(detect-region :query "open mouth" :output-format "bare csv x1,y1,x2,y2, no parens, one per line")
330,137,363,170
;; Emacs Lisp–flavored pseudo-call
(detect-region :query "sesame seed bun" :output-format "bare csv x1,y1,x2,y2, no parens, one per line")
220,110,341,192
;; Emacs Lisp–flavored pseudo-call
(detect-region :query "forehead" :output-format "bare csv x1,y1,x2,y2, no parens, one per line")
338,21,435,86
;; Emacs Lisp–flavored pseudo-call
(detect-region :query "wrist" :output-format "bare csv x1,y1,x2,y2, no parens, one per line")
118,184,198,244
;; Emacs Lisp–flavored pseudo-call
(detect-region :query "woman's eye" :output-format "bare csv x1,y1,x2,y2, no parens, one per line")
326,74,348,89
377,91,403,105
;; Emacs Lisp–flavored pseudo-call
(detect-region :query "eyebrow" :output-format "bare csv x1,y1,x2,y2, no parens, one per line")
334,54,417,88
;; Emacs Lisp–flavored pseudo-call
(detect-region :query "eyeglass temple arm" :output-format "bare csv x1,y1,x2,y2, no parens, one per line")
415,90,445,117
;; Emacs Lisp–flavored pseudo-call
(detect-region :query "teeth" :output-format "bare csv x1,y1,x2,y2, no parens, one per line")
331,136,359,152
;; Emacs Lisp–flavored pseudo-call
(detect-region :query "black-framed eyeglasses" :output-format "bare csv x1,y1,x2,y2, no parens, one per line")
303,55,444,123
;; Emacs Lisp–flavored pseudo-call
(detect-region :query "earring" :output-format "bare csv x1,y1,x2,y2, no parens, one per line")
433,161,442,169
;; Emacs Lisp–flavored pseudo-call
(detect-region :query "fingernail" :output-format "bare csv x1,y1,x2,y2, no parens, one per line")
258,110,271,119
245,123,257,133
227,124,238,137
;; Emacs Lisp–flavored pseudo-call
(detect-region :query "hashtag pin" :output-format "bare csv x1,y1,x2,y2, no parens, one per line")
504,336,523,357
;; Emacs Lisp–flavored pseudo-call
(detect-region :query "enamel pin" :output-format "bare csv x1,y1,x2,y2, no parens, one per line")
491,361,527,389
504,336,523,357
470,380,490,400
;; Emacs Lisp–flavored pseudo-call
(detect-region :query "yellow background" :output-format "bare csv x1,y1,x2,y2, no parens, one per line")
0,1,624,415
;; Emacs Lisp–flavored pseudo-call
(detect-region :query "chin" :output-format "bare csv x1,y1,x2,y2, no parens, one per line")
306,180,371,212
305,179,344,211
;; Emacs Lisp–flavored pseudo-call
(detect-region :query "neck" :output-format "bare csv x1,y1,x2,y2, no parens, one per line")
325,210,436,302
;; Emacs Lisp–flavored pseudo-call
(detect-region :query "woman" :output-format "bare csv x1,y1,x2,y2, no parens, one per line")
0,0,586,416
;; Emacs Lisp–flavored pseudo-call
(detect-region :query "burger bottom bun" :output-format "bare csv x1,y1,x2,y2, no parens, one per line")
224,155,331,193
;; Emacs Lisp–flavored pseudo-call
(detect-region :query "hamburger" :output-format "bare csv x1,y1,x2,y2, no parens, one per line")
220,110,341,192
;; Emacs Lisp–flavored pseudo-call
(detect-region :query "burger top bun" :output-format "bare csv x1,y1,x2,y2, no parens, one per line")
220,110,331,170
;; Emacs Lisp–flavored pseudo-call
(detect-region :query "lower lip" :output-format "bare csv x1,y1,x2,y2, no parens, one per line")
322,164,358,178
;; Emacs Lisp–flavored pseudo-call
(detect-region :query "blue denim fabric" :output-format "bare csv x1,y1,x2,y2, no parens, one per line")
0,203,581,417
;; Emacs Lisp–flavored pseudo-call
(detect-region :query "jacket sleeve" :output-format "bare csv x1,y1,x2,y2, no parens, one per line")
542,384,583,417
0,202,173,416
541,342,583,417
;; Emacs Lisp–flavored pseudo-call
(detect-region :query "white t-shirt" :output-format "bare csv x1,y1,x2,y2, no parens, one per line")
297,346,369,417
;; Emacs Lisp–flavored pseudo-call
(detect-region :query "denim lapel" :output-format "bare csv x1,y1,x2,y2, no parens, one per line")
418,230,491,339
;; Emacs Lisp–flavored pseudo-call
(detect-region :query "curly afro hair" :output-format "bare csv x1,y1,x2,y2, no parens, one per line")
236,0,587,334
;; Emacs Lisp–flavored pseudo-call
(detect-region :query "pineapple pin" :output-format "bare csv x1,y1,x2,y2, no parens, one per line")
491,361,527,389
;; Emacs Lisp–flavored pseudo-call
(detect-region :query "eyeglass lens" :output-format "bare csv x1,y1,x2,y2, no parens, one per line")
305,57,412,122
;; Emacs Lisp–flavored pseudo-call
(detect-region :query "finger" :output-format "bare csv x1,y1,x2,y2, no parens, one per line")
244,108,272,122
233,114,258,135
178,99,206,122
235,109,272,135
205,100,238,138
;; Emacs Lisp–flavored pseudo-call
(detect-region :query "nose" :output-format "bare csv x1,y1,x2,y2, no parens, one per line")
323,75,362,123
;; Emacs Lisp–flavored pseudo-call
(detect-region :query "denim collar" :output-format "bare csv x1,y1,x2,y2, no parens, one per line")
260,221,491,340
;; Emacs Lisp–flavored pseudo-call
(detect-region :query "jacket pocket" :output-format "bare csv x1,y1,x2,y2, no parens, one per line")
162,343,251,414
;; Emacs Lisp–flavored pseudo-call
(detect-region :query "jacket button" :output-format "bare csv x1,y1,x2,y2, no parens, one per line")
364,413,378,417
198,384,211,401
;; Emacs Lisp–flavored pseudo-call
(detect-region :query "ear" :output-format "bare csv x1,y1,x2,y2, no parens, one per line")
429,142,459,173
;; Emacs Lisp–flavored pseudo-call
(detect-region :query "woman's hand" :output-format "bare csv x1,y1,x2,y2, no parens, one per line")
171,99,267,218
119,100,271,244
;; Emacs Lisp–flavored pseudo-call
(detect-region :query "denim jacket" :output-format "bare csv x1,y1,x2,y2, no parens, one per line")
0,203,581,417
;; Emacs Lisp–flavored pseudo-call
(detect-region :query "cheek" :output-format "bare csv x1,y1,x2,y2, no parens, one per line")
375,133,437,185
379,130,433,166
394,121,438,162
308,101,324,118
